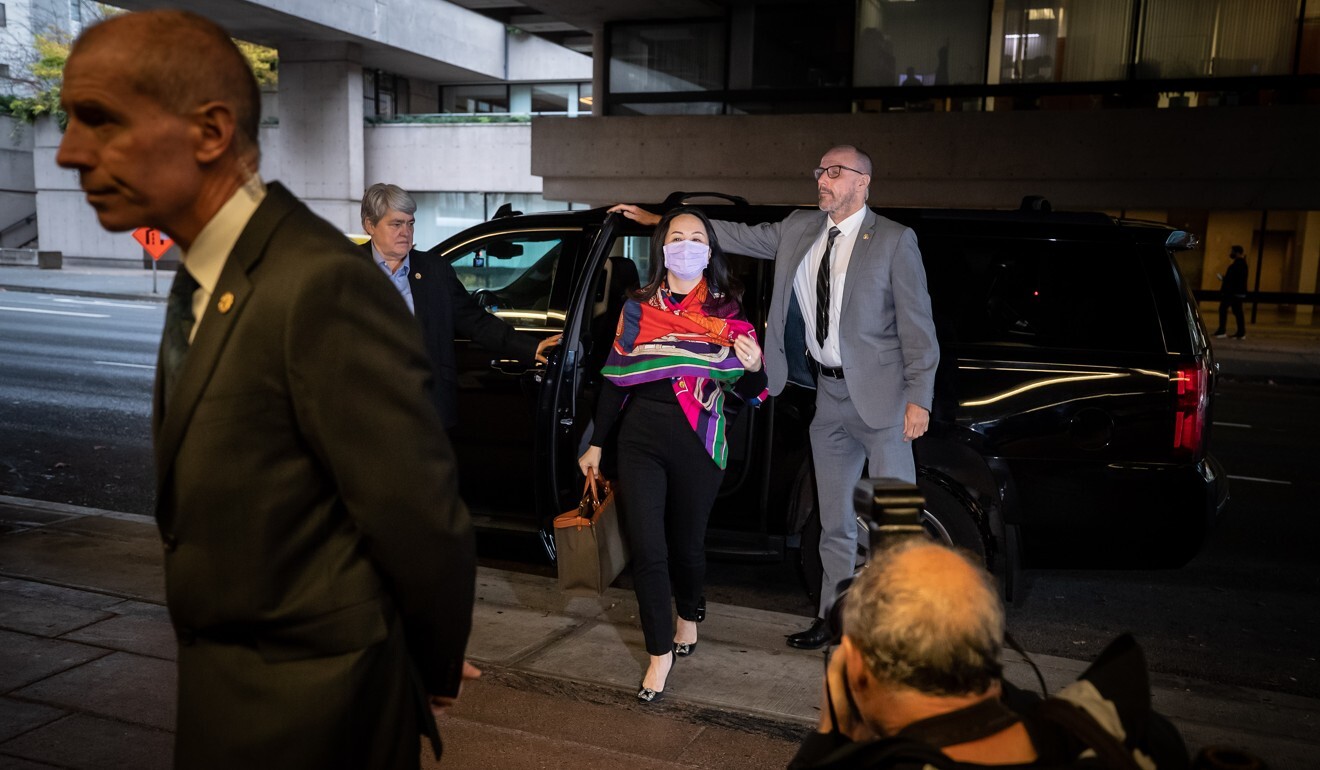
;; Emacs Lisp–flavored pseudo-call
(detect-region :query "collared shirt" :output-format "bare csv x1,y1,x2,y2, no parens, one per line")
177,175,267,343
372,244,414,314
793,205,868,367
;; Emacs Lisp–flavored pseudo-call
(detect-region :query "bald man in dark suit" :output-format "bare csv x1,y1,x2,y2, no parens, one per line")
57,10,475,768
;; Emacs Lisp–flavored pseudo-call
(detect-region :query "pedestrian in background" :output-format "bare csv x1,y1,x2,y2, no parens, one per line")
57,10,476,768
1213,244,1248,340
360,182,560,427
578,207,768,703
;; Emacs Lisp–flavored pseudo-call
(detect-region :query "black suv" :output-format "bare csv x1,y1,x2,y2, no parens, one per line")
426,195,1227,595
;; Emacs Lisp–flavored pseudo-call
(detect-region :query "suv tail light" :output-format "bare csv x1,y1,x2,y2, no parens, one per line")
1171,362,1208,460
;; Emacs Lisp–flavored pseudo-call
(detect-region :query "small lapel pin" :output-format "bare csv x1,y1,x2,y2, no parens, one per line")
862,233,871,240
217,292,235,314
414,272,422,280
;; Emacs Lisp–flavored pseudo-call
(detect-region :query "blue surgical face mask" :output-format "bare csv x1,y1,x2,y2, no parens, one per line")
663,240,711,281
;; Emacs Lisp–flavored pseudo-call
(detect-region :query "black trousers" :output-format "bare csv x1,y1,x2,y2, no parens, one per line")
615,395,725,656
1217,297,1245,335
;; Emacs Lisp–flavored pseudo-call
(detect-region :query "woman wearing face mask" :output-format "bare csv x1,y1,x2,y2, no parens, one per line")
578,207,769,703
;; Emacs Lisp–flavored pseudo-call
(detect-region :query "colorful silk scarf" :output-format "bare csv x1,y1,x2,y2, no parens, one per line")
602,279,769,468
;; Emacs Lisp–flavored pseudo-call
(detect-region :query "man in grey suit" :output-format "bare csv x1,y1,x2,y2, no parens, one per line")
57,10,476,768
612,145,939,650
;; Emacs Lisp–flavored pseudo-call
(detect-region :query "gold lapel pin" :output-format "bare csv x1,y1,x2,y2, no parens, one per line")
414,272,422,280
862,233,871,240
217,292,235,314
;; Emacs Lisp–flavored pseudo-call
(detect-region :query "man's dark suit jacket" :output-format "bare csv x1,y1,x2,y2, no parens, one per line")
154,183,476,769
361,243,538,428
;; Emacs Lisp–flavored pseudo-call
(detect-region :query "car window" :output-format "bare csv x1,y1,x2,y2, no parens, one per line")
613,235,652,285
924,237,1165,353
447,231,575,330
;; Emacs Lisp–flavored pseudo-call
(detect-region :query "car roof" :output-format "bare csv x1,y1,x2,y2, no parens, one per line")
427,199,1181,255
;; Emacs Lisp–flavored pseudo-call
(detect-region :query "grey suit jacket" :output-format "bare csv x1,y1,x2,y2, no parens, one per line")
712,208,939,429
153,183,475,767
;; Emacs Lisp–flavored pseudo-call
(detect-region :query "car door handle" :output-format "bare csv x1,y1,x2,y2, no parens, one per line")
490,358,533,375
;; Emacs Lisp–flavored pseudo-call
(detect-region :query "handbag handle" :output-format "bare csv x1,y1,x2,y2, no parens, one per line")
582,473,612,506
555,474,612,530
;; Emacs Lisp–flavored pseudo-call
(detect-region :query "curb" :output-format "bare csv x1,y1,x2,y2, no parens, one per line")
0,283,168,303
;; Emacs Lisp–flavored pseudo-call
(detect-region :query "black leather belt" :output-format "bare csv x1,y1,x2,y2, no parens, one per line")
809,357,845,379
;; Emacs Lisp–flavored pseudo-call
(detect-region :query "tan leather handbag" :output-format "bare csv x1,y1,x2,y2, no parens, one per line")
553,476,628,595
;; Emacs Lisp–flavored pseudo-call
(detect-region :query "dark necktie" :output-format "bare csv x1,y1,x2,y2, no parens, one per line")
815,226,841,347
162,267,199,407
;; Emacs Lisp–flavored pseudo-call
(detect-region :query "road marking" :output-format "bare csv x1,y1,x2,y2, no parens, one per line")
1214,422,1252,428
1227,475,1292,485
95,361,155,370
53,298,154,310
0,305,110,318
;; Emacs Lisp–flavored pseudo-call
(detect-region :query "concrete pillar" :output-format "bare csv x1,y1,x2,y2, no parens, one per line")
591,28,605,117
277,41,364,232
1297,212,1320,325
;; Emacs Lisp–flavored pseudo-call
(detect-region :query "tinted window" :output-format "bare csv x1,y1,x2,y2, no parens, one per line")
923,236,1164,352
446,232,578,330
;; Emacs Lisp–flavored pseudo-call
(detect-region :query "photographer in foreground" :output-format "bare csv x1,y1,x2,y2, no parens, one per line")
791,532,1191,769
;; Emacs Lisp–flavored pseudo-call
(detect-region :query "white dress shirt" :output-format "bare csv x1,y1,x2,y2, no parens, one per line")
177,175,267,342
793,205,868,367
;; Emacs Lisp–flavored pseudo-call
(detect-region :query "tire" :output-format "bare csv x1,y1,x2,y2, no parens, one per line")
796,506,823,610
789,463,823,609
917,480,990,565
794,471,996,605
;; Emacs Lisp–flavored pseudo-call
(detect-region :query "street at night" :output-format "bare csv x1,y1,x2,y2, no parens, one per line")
3,285,1318,705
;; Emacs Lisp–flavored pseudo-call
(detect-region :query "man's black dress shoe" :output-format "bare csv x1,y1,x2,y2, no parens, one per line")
786,618,832,650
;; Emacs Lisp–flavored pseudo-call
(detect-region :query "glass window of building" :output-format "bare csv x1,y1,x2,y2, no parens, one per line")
363,70,376,117
733,1,854,89
609,21,727,95
443,84,510,114
1000,0,1135,83
855,0,990,87
365,71,409,118
510,83,578,114
1138,0,1298,78
1304,2,1320,74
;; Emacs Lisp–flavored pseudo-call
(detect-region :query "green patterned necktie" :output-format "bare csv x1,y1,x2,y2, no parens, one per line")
162,267,199,408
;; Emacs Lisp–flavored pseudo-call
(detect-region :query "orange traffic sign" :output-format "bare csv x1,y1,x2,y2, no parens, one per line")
132,227,174,260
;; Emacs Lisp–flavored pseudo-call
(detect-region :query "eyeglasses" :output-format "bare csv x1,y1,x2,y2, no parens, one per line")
813,164,867,181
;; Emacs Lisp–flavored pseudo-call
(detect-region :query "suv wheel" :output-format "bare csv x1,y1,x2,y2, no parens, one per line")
917,481,989,565
794,475,995,606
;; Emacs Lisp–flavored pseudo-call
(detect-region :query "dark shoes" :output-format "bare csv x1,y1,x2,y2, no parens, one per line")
1212,330,1227,338
673,596,705,657
1232,333,1246,339
638,650,675,704
786,618,832,650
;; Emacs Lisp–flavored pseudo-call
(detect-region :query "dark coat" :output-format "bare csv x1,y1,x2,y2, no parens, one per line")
360,243,539,427
154,183,476,769
1223,256,1248,297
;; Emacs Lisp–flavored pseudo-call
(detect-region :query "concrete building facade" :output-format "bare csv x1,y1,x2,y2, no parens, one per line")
3,0,1319,324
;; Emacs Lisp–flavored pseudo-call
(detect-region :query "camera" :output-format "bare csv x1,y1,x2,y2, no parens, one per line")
824,478,928,643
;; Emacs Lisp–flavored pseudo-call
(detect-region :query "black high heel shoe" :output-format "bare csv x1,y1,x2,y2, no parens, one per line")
637,650,675,703
675,597,706,656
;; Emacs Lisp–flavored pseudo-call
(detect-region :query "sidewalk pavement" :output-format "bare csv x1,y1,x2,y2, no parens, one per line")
4,265,1320,384
3,265,1320,768
2,495,1319,769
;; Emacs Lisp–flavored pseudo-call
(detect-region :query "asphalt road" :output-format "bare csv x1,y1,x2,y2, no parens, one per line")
2,289,1317,699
